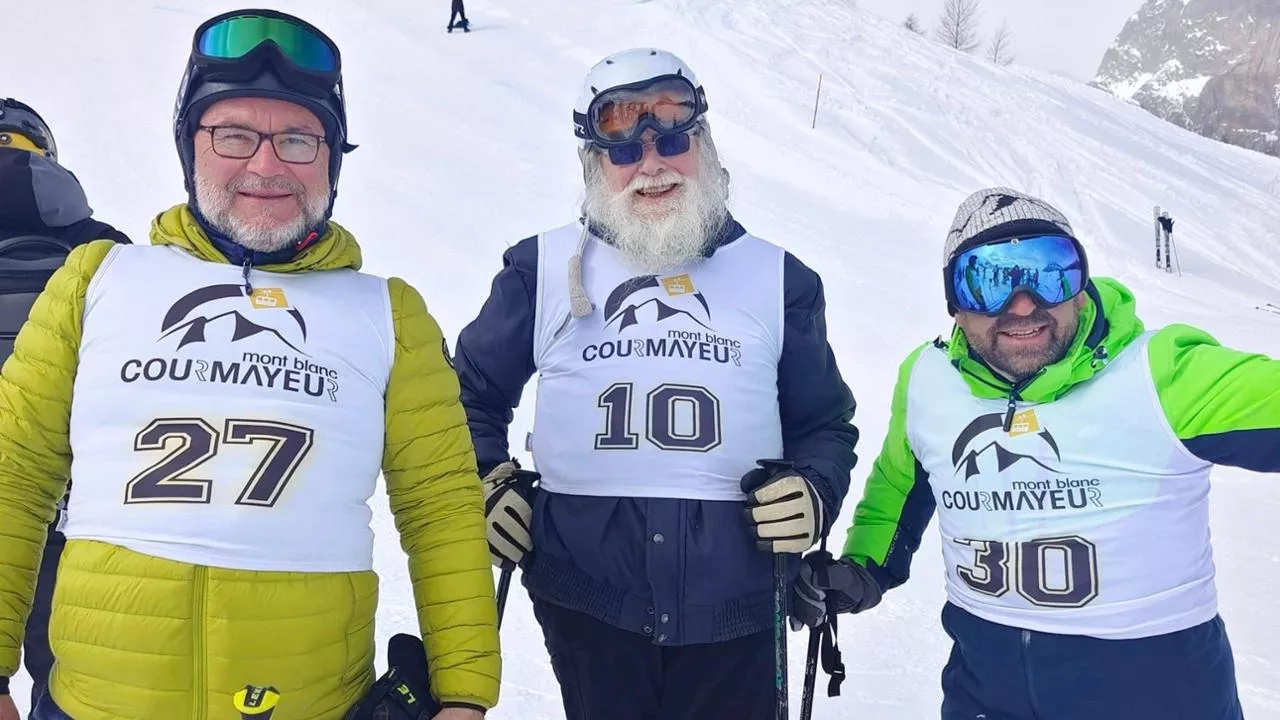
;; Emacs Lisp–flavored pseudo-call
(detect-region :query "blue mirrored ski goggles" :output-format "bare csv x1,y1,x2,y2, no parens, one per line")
946,234,1088,316
605,131,693,166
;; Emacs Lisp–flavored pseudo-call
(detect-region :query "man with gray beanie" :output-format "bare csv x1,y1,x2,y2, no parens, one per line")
789,187,1279,719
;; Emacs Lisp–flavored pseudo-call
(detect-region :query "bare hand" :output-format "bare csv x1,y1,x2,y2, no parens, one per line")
432,708,485,720
0,694,20,720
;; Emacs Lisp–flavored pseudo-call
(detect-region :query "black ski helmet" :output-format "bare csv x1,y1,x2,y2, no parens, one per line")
0,98,57,161
172,9,356,218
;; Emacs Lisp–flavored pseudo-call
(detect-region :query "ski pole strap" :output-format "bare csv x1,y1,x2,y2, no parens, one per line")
803,534,846,698
821,613,846,697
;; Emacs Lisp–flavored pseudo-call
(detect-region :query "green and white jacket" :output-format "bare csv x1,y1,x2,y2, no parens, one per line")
842,278,1280,639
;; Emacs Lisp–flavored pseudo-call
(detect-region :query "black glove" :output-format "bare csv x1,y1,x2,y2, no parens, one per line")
344,634,441,719
790,551,883,631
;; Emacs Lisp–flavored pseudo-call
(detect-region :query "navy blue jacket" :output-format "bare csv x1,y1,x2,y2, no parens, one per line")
453,216,858,645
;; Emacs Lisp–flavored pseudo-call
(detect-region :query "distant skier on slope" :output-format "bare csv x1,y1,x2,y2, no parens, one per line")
448,0,470,32
792,188,1279,720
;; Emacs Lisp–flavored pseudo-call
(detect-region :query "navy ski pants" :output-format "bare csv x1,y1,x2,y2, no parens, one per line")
30,691,71,720
24,527,64,713
532,597,777,720
940,602,1244,720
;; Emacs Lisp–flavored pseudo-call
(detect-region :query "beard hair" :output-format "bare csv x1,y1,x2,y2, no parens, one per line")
194,171,330,253
974,305,1080,381
581,130,730,274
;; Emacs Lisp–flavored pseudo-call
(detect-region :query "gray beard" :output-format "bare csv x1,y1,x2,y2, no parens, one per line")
194,172,329,253
581,141,730,274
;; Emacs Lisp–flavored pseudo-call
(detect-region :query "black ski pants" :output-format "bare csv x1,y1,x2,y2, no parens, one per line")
532,597,777,720
24,525,64,713
449,0,467,25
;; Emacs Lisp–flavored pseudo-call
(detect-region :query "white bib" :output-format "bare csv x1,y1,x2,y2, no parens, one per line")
907,335,1217,639
530,222,785,500
66,245,394,572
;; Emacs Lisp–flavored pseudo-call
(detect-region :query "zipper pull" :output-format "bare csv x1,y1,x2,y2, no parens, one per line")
1002,395,1017,432
242,258,253,294
295,230,319,252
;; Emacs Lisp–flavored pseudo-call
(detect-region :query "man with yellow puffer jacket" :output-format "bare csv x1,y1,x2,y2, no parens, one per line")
0,8,498,720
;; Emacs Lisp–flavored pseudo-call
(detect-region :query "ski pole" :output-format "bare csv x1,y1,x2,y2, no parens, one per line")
799,618,822,720
798,539,830,720
773,555,790,720
745,460,795,720
1170,229,1182,276
496,560,514,629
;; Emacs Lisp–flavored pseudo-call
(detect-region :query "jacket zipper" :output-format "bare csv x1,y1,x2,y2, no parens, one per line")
952,358,1037,431
194,565,208,720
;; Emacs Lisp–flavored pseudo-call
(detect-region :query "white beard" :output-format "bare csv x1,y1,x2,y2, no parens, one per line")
195,172,329,252
582,136,730,274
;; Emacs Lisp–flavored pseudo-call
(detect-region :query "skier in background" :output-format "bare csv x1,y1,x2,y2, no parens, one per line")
0,96,132,716
448,0,470,32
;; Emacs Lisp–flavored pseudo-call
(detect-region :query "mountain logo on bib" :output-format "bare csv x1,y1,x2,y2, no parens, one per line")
158,283,309,354
952,411,1062,481
603,274,712,333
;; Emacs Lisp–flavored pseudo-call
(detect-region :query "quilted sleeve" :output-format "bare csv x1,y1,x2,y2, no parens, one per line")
0,240,115,676
1148,323,1280,471
382,277,501,709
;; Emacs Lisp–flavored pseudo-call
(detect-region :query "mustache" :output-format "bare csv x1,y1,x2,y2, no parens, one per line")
995,308,1056,332
227,174,303,194
628,171,684,192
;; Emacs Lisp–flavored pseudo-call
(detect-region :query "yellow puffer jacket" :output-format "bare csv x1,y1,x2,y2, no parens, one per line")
0,206,500,719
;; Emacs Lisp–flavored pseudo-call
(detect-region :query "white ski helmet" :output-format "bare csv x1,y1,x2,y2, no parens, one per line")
572,48,708,146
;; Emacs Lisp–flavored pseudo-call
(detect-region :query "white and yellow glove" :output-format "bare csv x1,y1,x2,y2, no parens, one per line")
742,461,825,554
482,460,539,568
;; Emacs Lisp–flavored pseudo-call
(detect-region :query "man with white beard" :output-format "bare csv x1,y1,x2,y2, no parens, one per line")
454,48,859,718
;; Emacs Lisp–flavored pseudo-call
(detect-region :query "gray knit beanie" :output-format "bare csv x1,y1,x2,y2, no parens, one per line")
943,187,1075,267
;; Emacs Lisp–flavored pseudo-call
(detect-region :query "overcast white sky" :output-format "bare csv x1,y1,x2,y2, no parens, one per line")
858,0,1148,82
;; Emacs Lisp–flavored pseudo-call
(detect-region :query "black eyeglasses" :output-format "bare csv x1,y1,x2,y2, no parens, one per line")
198,125,325,164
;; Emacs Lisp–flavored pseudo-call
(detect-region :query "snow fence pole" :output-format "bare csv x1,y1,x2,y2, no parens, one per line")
812,74,823,130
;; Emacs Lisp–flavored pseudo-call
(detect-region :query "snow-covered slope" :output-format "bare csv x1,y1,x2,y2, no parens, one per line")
4,0,1280,717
